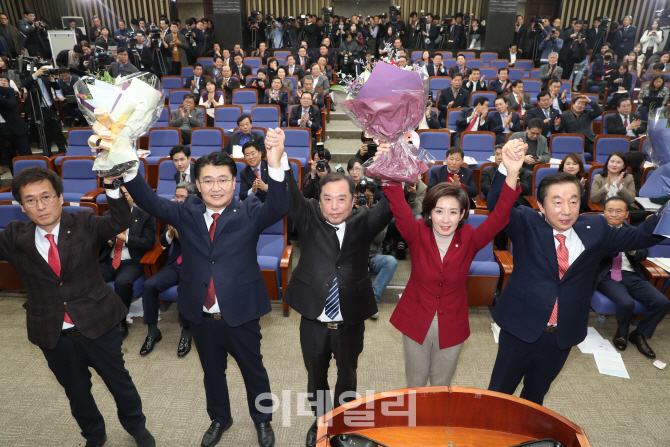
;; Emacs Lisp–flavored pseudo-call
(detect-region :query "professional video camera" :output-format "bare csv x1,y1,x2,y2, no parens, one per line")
35,60,59,76
148,23,162,47
598,16,611,32
531,14,543,31
655,9,670,20
355,178,371,207
282,16,295,28
442,14,452,28
297,14,307,26
463,12,473,28
15,56,57,77
315,145,328,172
390,5,401,22
126,31,138,45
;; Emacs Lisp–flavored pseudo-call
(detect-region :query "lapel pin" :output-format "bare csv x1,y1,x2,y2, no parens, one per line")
135,219,138,222
234,209,237,212
587,226,591,229
455,244,459,247
67,231,70,234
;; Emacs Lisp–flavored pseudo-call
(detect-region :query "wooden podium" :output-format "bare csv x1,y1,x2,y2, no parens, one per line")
316,386,591,447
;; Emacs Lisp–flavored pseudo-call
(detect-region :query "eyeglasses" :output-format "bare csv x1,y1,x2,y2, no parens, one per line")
174,194,188,200
201,178,233,188
23,194,57,207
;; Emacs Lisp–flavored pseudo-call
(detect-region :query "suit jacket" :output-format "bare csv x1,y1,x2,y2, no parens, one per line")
481,165,532,198
107,61,139,78
222,131,265,156
129,45,153,71
169,107,204,134
296,55,312,70
448,65,471,78
217,76,240,104
526,106,562,138
437,87,470,116
386,180,520,349
264,89,289,116
231,64,252,85
606,113,646,138
239,159,269,202
595,244,648,285
100,206,155,264
204,65,226,79
160,228,182,265
289,105,321,137
425,63,448,77
300,89,325,110
283,168,393,324
505,92,533,112
427,165,478,197
560,101,603,143
0,86,28,135
285,64,305,78
123,167,289,326
184,75,208,94
509,131,550,169
488,111,523,141
173,164,196,184
539,64,563,90
514,25,528,50
464,80,487,92
487,171,664,349
426,109,441,129
424,24,440,48
0,196,132,349
163,33,189,68
489,79,513,95
453,107,490,143
447,24,464,46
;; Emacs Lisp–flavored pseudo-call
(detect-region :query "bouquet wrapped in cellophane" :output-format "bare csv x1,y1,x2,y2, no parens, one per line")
639,107,670,235
75,71,165,177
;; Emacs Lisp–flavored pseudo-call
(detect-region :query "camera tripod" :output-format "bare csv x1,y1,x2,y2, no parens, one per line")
414,24,427,49
24,80,52,156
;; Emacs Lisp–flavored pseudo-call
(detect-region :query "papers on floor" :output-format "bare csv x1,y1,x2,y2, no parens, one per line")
577,327,617,354
127,297,144,319
463,156,478,166
649,257,670,273
579,327,629,378
636,197,663,211
491,322,501,343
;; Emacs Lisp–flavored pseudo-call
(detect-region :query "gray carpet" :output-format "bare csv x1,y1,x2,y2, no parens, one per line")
1,259,669,446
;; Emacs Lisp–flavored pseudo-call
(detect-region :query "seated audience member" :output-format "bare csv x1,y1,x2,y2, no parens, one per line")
222,114,265,156
53,68,84,127
427,146,478,197
437,73,470,127
303,63,330,95
425,105,441,129
583,49,617,98
216,65,239,104
481,144,532,199
231,53,251,85
464,68,487,92
168,93,203,144
642,62,670,83
56,44,83,69
170,145,194,183
560,94,602,155
297,76,325,109
316,55,333,82
107,48,139,78
605,63,633,109
637,74,669,121
139,181,198,357
423,52,448,77
606,98,645,150
509,118,550,170
289,91,322,147
265,58,279,82
248,68,269,103
558,152,591,214
538,52,562,90
264,76,289,118
303,148,332,200
594,196,669,359
489,96,522,145
505,80,533,114
184,62,207,95
448,54,470,77
501,42,518,66
452,96,490,146
198,79,224,127
277,67,295,96
239,142,269,202
285,54,305,78
548,79,569,113
99,185,156,339
489,67,513,95
525,91,562,138
204,56,226,78
590,151,636,207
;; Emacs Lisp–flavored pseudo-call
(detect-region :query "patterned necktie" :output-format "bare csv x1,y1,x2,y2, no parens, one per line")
544,108,550,119
611,252,623,281
182,173,186,182
623,116,628,128
112,235,124,269
325,227,340,319
46,235,73,325
203,213,220,310
550,234,570,325
254,168,260,178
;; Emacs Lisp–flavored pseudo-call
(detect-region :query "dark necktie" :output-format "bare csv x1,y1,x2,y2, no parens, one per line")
46,235,73,325
324,227,340,319
203,213,220,310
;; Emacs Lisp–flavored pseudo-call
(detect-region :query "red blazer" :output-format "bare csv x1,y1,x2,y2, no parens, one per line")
384,181,520,349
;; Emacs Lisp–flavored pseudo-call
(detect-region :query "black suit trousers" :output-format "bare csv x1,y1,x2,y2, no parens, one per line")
142,261,181,326
0,132,31,168
99,258,144,309
40,327,147,442
191,316,273,425
596,271,670,338
488,329,571,406
299,317,365,418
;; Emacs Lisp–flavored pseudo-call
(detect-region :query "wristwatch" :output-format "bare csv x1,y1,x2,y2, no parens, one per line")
103,178,122,190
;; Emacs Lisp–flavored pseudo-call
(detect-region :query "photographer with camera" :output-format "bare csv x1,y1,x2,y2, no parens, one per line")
0,75,31,172
129,31,154,72
362,15,381,51
302,15,321,49
338,32,361,77
539,28,563,65
248,11,267,50
89,15,103,41
420,13,439,49
115,20,131,48
558,20,587,79
182,18,205,64
18,9,48,57
407,12,420,48
303,147,333,199
584,49,618,98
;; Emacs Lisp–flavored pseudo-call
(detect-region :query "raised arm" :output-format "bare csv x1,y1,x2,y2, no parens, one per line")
123,172,182,226
382,182,420,244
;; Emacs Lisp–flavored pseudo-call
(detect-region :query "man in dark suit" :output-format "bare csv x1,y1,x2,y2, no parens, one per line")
427,146,478,196
526,91,563,139
139,181,198,357
486,154,664,406
285,54,305,78
605,98,645,150
437,73,470,128
53,68,84,126
184,62,208,96
548,79,569,113
239,142,269,202
129,32,154,72
489,67,514,95
289,91,322,147
489,96,523,145
22,66,68,155
500,42,520,66
223,115,266,156
505,80,534,115
296,47,312,71
464,68,488,93
452,97,490,146
204,56,226,79
231,53,252,86
284,164,393,447
264,77,289,119
170,145,195,183
421,14,439,49
513,16,527,54
298,77,325,110
425,107,441,129
448,55,470,78
446,15,465,49
99,185,156,338
595,197,669,359
560,95,603,155
424,53,448,77
0,79,31,166
0,167,155,447
620,16,637,57
107,48,140,78
216,65,240,104
18,8,48,57
122,130,289,447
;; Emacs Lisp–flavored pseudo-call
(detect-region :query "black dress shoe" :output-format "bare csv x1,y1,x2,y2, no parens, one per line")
177,336,192,357
133,430,156,447
628,331,656,359
395,241,406,260
612,329,627,351
119,320,129,340
305,420,317,447
85,434,107,447
139,331,163,356
201,418,233,447
256,421,275,447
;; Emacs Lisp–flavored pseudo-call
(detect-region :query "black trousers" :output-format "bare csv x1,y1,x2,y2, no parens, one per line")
0,130,31,169
29,106,67,155
99,258,144,309
488,329,571,406
62,102,84,124
191,316,273,425
299,317,365,418
596,271,670,338
584,138,594,155
141,261,188,329
40,327,147,442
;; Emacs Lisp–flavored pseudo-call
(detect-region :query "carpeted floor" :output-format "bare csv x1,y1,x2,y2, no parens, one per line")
1,254,669,446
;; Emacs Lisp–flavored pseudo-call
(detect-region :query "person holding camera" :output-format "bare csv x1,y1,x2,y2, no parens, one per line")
161,21,188,76
421,13,439,49
183,18,205,64
18,8,47,57
248,12,267,50
338,32,361,77
129,31,154,72
302,147,335,200
584,49,617,98
114,20,131,48
539,29,563,66
239,142,269,203
21,66,67,155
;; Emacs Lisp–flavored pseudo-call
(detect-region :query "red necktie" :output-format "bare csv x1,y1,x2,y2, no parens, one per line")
254,168,260,178
112,236,124,270
623,116,628,128
466,114,478,132
203,213,220,310
46,235,73,325
176,254,182,265
611,252,623,281
290,66,294,75
182,173,186,182
550,234,570,325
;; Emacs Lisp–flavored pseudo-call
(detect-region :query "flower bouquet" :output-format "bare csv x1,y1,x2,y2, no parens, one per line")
74,71,165,177
331,61,434,183
639,107,670,236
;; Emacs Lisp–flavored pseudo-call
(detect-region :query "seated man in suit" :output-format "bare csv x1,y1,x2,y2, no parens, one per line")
425,106,441,129
295,47,312,70
548,79,569,113
170,145,195,183
297,76,325,110
304,63,330,96
99,185,156,339
204,56,226,79
464,67,488,92
452,95,490,146
489,67,514,95
489,96,523,145
184,62,207,96
500,42,519,66
423,52,448,77
264,77,289,120
526,91,562,139
231,53,251,86
595,196,669,359
285,54,305,78
169,94,203,144
606,97,645,150
239,142,269,202
216,65,240,105
289,91,322,148
560,94,603,155
139,181,198,357
509,118,550,170
427,146,478,197
538,52,563,91
481,143,532,199
505,80,534,115
223,114,265,156
448,54,470,77
643,63,670,83
437,73,470,127
53,68,84,127
107,48,139,78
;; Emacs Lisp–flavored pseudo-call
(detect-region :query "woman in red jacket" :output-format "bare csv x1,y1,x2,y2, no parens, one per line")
382,138,526,387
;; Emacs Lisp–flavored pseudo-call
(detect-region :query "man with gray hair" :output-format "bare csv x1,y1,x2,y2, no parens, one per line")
169,93,203,144
296,75,325,108
139,181,198,357
538,51,563,90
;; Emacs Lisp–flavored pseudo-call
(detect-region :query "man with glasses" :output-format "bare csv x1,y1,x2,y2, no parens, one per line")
0,167,156,447
223,115,265,156
509,118,550,171
139,181,198,357
120,128,289,447
239,142,269,203
0,13,24,57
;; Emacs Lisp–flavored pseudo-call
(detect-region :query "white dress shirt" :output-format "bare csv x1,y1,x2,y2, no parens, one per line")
620,114,637,138
510,52,517,64
317,222,346,322
500,112,512,133
466,113,484,131
108,206,133,261
177,171,191,183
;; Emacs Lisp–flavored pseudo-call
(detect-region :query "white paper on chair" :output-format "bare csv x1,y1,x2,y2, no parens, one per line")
636,197,663,211
463,156,478,165
549,158,564,165
593,350,630,378
232,145,244,158
649,257,670,273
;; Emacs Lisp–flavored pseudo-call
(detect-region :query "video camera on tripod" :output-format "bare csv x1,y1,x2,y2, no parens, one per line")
531,15,544,31
462,12,473,28
148,24,162,47
390,6,401,23
15,56,59,77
